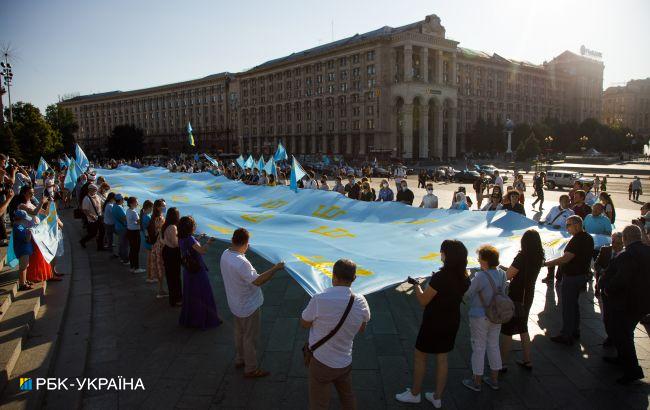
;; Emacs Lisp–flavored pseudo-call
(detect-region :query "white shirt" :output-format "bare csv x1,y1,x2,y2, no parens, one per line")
420,193,439,208
220,249,263,318
82,195,101,222
302,286,371,369
126,208,139,230
303,179,319,189
494,175,504,191
394,167,406,184
543,205,574,228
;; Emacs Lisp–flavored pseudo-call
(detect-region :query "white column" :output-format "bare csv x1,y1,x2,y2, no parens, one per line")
434,105,443,159
419,109,429,159
404,45,413,82
436,50,443,85
448,107,457,158
402,104,413,159
421,47,429,83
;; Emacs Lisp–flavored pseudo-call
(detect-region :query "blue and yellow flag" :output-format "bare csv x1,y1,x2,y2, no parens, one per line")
289,155,307,192
274,142,288,162
75,144,89,170
187,122,195,147
36,157,50,179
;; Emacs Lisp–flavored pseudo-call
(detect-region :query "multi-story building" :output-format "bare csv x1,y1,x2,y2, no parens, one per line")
60,14,604,160
59,73,238,155
603,78,650,137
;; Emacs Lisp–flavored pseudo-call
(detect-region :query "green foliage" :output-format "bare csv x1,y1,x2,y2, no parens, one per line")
45,104,79,154
108,124,144,159
0,125,22,162
515,132,541,160
4,102,62,165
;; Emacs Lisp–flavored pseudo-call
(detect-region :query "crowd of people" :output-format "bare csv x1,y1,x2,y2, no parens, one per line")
2,152,650,409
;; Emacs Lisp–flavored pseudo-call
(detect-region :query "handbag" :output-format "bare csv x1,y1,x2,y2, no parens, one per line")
302,295,355,367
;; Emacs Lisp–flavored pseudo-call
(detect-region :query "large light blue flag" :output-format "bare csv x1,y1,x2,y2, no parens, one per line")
244,155,254,169
75,143,89,170
289,155,307,192
74,159,85,178
236,155,245,169
36,157,50,179
274,142,288,162
203,153,219,167
95,166,611,296
58,158,67,169
64,154,72,166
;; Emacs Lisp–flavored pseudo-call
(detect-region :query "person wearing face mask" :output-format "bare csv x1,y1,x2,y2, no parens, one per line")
126,196,145,274
396,181,415,205
344,175,360,200
359,182,375,201
419,183,438,209
450,192,469,210
319,175,330,191
80,184,105,251
333,176,346,194
376,179,394,202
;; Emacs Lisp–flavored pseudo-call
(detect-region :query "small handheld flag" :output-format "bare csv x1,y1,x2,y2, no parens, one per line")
187,122,195,147
256,156,265,171
274,142,288,162
75,144,89,170
36,157,50,179
203,153,219,167
236,155,245,169
244,155,254,169
289,155,307,192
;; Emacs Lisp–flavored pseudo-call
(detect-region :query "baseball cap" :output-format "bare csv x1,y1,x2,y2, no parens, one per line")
14,210,32,221
115,193,123,201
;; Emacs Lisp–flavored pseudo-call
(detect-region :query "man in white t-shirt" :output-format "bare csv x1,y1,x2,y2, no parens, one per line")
301,259,371,409
493,170,504,192
394,166,406,191
220,228,284,378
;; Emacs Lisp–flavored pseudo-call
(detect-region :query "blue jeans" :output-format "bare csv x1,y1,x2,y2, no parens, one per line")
560,274,587,338
117,230,129,261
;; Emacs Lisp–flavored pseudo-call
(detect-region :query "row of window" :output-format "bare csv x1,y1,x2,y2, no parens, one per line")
243,118,375,137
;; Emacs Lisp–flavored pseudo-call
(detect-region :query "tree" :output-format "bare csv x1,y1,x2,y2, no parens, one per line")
515,132,541,160
108,125,144,159
0,125,22,161
5,102,62,164
45,104,79,154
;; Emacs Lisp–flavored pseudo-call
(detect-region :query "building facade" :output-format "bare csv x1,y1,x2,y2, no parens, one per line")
602,78,650,137
60,14,605,160
59,73,238,155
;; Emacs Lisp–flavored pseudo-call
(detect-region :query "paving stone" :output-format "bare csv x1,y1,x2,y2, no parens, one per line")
266,317,298,352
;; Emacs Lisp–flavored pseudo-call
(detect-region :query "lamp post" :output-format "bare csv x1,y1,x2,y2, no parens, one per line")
579,135,589,151
0,53,13,123
544,135,554,161
504,118,514,160
626,132,635,158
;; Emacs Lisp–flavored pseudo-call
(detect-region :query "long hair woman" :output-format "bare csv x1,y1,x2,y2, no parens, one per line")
161,207,182,306
599,192,616,224
396,240,470,408
148,199,167,298
177,216,221,329
500,230,545,371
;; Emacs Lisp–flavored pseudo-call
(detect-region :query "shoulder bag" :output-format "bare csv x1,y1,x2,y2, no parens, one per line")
302,295,355,367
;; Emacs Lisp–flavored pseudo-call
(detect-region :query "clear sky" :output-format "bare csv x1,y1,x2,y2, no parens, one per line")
1,0,649,113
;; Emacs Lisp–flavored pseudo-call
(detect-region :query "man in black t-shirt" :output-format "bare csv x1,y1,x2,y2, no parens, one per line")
544,215,594,345
396,181,414,206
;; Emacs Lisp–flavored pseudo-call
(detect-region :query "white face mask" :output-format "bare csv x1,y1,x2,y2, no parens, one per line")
401,185,407,190
427,189,433,194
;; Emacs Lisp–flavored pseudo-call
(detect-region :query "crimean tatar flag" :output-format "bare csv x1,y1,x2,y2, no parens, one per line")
187,122,195,147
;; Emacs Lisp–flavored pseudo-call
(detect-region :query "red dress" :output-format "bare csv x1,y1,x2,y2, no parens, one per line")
26,240,53,282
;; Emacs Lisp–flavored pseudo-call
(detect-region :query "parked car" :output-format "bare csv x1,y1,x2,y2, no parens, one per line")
454,170,481,183
545,170,582,190
373,167,391,178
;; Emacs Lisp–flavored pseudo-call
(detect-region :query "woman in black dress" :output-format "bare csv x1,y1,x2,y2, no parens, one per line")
500,229,544,370
395,240,471,407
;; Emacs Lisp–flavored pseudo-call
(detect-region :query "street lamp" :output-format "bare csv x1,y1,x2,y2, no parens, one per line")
504,118,514,158
579,135,589,151
0,56,13,123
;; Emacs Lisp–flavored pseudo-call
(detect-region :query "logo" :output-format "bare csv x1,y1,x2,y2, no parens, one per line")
20,378,33,391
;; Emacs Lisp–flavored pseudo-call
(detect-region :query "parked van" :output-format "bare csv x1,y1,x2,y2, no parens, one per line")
545,170,582,189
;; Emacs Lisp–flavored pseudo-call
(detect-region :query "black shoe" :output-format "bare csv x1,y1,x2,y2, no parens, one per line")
616,374,644,385
603,337,614,348
602,356,621,365
79,240,86,249
550,335,573,345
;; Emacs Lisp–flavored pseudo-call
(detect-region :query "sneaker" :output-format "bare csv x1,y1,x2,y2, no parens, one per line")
133,268,146,274
395,388,420,404
483,377,500,391
462,379,481,392
425,392,442,408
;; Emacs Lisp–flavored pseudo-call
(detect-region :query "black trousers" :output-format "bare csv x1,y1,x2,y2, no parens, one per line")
633,189,641,201
81,220,105,250
127,229,141,269
162,245,182,305
611,308,644,378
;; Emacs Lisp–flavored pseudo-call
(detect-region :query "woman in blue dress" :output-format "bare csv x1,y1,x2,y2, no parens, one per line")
177,215,222,329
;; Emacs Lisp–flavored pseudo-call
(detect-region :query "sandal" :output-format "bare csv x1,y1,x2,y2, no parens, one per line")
516,360,533,370
244,368,270,378
18,284,34,291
